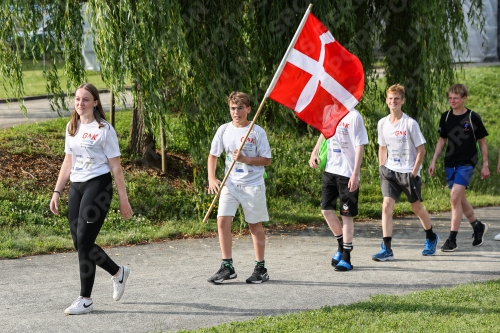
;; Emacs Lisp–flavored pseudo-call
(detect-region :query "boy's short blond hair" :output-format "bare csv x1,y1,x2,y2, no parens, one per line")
386,84,405,99
448,84,468,98
227,91,250,107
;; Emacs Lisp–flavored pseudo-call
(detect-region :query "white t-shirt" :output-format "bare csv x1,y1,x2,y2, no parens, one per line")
377,113,426,175
325,109,369,178
64,120,121,182
210,122,271,186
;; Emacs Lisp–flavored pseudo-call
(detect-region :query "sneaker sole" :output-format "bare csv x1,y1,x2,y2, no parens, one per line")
335,261,353,271
335,266,353,271
246,273,269,284
64,305,93,315
372,256,394,262
441,244,458,252
211,273,237,284
472,224,488,247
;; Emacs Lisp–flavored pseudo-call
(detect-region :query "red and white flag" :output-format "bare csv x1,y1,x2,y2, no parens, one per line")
266,10,364,139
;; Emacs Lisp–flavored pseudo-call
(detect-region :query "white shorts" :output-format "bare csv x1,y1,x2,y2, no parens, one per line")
217,183,269,223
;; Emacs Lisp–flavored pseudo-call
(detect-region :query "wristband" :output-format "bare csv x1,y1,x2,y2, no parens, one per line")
54,190,61,195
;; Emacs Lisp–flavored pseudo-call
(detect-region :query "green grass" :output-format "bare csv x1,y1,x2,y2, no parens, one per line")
1,66,500,258
178,279,500,332
0,60,107,98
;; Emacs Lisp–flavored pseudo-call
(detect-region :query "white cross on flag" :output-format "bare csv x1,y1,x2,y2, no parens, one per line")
267,12,364,139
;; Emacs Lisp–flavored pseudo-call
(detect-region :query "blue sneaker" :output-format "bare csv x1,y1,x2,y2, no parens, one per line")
422,233,440,256
372,242,394,261
331,251,342,267
334,260,353,271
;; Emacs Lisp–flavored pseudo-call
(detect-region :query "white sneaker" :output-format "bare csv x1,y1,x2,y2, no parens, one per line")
64,296,93,315
494,233,500,241
112,265,130,301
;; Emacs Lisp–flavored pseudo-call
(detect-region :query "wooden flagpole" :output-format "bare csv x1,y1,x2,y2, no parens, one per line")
202,3,313,223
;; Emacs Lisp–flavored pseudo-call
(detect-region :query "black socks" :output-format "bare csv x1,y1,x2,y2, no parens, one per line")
222,258,233,268
255,260,265,268
223,259,265,269
425,227,437,241
336,234,343,253
383,237,392,250
470,219,481,230
342,242,353,263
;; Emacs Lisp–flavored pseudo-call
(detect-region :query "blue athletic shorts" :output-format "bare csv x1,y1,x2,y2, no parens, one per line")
445,165,474,189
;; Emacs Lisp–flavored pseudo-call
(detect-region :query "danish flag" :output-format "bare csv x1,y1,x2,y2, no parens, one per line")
266,10,364,139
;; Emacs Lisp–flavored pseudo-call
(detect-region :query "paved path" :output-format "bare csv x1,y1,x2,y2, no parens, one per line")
1,207,499,333
0,91,133,129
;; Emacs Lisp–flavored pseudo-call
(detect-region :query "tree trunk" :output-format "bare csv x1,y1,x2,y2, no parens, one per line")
160,121,167,174
129,81,159,166
109,90,115,127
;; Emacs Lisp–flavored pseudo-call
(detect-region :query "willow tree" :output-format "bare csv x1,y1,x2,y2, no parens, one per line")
379,0,483,149
179,0,483,182
86,0,190,164
0,0,483,184
0,0,190,164
0,1,85,114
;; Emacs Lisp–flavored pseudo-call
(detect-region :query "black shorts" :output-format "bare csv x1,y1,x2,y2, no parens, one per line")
379,165,422,203
321,172,359,217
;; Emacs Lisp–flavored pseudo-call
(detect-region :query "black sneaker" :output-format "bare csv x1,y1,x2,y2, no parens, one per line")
207,262,237,284
472,221,488,246
441,238,458,252
245,265,269,284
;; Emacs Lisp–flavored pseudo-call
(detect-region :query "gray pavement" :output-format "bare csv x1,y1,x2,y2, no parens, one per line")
0,91,132,129
0,207,499,333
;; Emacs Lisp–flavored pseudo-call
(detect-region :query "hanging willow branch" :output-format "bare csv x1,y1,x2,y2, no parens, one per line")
86,0,190,160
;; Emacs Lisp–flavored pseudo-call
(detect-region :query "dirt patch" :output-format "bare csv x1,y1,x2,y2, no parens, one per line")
0,149,194,190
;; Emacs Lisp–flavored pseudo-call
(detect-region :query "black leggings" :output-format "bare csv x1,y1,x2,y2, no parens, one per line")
68,173,119,297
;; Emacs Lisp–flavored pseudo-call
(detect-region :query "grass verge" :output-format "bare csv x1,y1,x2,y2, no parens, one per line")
0,60,107,98
178,279,500,333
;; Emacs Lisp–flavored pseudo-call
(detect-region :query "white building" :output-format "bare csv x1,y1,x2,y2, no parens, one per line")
453,0,498,62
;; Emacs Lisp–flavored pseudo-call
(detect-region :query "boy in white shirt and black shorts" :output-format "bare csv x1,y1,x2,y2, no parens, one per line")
373,84,439,261
207,91,272,284
309,105,368,271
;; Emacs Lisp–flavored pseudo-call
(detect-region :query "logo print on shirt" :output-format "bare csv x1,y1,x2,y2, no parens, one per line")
240,136,255,144
395,130,406,136
75,155,84,170
81,132,99,149
82,133,99,140
463,121,471,131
